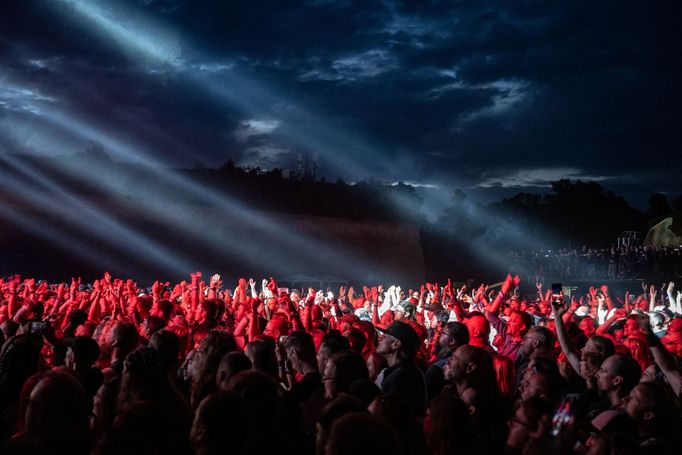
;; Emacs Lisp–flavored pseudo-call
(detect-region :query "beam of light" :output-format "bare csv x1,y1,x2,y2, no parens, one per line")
0,199,131,276
55,0,182,66
432,187,556,277
0,152,197,275
0,81,395,281
51,0,394,180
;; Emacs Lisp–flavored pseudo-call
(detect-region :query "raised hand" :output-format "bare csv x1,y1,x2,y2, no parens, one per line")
551,297,568,317
210,274,223,289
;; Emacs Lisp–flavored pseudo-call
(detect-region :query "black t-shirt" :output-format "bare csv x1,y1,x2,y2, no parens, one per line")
380,360,427,418
291,371,322,403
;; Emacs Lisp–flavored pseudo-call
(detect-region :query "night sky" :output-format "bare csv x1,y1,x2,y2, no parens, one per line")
1,0,680,210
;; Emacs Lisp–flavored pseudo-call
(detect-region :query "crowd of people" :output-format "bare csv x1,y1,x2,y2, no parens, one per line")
508,245,682,282
0,271,681,454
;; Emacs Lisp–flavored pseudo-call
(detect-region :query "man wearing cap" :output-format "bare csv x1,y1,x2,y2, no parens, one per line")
375,321,427,418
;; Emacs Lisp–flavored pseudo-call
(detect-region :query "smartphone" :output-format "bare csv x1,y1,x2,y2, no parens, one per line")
551,393,578,437
28,321,47,335
551,283,563,304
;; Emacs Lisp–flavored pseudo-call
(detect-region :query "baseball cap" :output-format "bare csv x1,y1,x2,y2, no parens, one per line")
377,321,420,352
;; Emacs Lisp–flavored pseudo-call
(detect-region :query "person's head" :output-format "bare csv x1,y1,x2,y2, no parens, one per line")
438,321,469,356
191,330,238,406
155,299,174,321
142,315,166,339
216,352,251,391
344,328,367,354
506,397,554,452
623,316,639,338
465,313,490,341
282,330,317,374
107,321,139,359
376,321,420,361
316,396,367,455
622,382,676,434
24,370,89,451
326,412,401,455
226,370,281,426
190,391,251,455
197,299,218,323
317,333,351,374
622,335,652,373
520,326,555,357
262,315,290,340
583,334,615,359
596,355,642,396
0,334,42,398
425,393,475,455
148,329,181,372
244,337,278,379
323,350,369,399
492,353,516,398
443,345,495,391
507,310,532,338
579,317,597,338
64,336,100,371
580,351,605,386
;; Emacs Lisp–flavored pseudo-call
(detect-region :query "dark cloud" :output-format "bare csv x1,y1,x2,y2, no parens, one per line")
1,0,680,208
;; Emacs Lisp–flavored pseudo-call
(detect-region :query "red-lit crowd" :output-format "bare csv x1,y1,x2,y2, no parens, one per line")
0,272,681,454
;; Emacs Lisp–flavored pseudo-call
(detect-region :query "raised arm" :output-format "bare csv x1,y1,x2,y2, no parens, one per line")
551,298,580,373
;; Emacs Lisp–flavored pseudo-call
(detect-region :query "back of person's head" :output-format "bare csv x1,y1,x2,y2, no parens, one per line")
426,393,475,455
108,321,139,356
148,329,180,371
321,333,352,354
283,330,317,363
191,330,238,406
318,333,352,373
143,315,166,337
216,351,251,391
24,369,89,452
226,370,280,426
492,353,516,398
369,393,417,451
445,321,470,347
317,396,367,455
113,400,188,455
191,391,252,455
623,335,653,372
345,328,367,354
465,313,490,339
157,299,174,321
457,345,496,391
0,334,42,400
244,338,278,379
589,335,615,358
327,350,369,394
200,299,219,321
119,347,167,410
326,412,402,455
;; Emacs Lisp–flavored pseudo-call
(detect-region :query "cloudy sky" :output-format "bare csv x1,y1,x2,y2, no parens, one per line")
1,0,680,209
